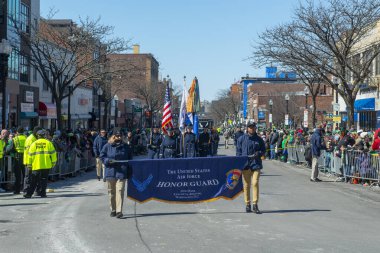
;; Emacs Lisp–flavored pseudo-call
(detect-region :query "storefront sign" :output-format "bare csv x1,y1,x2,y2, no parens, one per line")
285,114,289,126
25,91,34,103
21,103,34,112
78,98,88,105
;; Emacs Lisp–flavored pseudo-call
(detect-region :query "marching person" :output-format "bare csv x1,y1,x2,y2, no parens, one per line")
100,131,132,219
236,122,265,214
9,127,27,194
234,126,244,146
93,129,108,181
148,127,163,159
198,128,210,157
24,130,57,198
160,127,180,158
182,124,197,158
210,128,220,156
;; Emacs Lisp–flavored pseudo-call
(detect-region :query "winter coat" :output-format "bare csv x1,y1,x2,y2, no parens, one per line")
310,129,325,157
371,129,380,151
182,132,197,158
100,140,133,180
93,135,108,157
236,133,265,170
270,132,279,145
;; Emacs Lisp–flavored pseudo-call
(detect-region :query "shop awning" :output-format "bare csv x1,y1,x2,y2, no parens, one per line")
354,98,375,111
39,102,57,118
20,112,39,118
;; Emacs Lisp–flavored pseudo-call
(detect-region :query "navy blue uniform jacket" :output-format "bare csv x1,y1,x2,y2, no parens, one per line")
93,135,108,157
100,141,133,180
236,133,266,170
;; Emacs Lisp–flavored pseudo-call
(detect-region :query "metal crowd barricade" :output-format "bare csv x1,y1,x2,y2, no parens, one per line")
330,151,342,176
0,156,15,188
296,145,307,164
287,146,297,163
343,150,380,185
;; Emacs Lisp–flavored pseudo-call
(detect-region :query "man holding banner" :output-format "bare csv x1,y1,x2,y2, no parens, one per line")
236,122,265,214
100,131,132,219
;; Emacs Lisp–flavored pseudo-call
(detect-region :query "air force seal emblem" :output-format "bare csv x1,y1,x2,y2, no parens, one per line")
225,169,242,190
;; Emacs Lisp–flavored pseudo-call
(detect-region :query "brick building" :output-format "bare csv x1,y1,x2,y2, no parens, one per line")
247,82,334,128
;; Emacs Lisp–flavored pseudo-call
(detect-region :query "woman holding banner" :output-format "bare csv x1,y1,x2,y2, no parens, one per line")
100,131,133,219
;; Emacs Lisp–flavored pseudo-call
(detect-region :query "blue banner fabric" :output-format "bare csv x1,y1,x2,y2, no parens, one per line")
127,156,248,203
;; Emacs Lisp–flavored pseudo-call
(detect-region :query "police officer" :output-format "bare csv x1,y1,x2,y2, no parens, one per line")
148,127,163,159
198,128,210,157
236,122,265,214
182,124,198,158
23,126,41,195
24,130,57,198
160,128,180,158
93,129,108,181
10,127,27,194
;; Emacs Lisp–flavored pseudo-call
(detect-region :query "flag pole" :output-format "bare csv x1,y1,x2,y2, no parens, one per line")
181,75,186,157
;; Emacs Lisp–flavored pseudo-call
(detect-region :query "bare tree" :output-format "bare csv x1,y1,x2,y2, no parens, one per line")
209,88,241,125
13,17,129,130
251,0,380,127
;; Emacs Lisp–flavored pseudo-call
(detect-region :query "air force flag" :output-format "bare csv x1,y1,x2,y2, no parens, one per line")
127,156,248,203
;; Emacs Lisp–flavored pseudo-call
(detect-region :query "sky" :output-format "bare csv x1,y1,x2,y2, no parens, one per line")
40,0,303,101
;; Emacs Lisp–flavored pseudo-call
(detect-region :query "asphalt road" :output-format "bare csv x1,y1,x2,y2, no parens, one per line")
1,140,380,253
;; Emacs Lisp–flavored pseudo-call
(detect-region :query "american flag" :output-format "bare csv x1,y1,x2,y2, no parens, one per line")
161,82,173,133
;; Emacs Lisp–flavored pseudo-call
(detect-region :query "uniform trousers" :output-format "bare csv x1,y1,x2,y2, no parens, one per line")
25,169,50,197
242,169,261,205
13,153,25,193
96,158,105,178
107,179,126,213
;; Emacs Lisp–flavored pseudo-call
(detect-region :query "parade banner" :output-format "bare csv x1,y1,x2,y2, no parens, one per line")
127,156,248,203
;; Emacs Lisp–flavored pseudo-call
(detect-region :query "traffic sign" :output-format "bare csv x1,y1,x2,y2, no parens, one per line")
332,103,340,112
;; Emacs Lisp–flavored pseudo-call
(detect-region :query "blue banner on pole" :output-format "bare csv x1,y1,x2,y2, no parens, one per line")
127,156,248,203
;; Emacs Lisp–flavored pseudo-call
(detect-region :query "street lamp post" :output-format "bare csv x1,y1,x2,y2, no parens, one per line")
0,39,12,129
67,86,73,130
268,99,273,129
285,94,290,127
114,95,119,127
304,87,309,128
97,87,103,130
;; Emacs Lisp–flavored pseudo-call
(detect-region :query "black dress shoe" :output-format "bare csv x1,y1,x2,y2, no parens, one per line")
116,212,123,218
252,204,262,214
246,205,252,213
13,191,20,195
97,176,101,181
23,194,32,198
110,211,116,217
310,178,322,182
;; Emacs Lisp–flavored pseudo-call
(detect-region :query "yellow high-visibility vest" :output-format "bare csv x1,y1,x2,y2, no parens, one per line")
28,138,57,170
0,139,6,159
23,134,37,165
13,134,26,153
